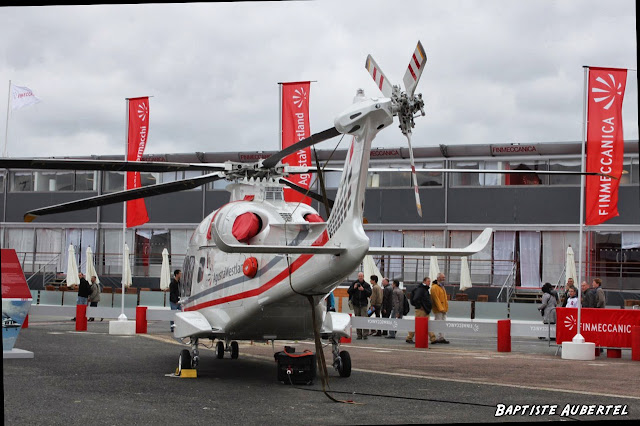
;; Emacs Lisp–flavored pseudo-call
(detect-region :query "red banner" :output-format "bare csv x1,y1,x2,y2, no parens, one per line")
1,249,32,299
126,97,150,228
585,68,627,226
281,82,312,205
556,307,640,348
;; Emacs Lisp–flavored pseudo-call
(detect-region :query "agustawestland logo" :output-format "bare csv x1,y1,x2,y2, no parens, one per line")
592,74,623,110
292,87,307,109
137,102,148,121
564,314,577,331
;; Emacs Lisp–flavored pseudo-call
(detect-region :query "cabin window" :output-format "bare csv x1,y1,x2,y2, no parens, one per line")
197,256,205,283
181,255,195,297
549,159,581,185
75,171,97,191
10,171,34,191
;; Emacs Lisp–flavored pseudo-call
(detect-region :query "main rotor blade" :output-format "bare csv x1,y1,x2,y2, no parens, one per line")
278,177,335,208
261,127,341,169
366,168,616,178
405,133,422,217
24,172,225,222
365,54,393,98
402,41,427,97
0,158,226,173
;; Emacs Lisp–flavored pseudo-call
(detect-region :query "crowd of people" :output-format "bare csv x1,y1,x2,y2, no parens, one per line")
346,272,450,345
538,277,607,327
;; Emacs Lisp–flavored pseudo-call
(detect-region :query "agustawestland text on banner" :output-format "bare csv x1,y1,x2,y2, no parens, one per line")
585,67,627,226
556,307,640,347
11,84,41,110
126,97,150,228
281,82,312,205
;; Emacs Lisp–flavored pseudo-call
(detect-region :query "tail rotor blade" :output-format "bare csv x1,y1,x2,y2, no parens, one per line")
365,54,393,98
402,41,427,97
405,132,422,217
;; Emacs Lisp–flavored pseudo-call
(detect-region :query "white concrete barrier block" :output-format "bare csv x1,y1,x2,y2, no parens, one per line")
561,341,596,360
108,320,136,335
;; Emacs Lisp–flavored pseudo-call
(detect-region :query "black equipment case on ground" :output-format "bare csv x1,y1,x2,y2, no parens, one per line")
274,347,316,385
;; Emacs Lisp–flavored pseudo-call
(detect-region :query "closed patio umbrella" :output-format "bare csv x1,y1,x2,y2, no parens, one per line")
66,245,80,286
85,246,100,284
566,245,577,284
160,248,171,291
429,246,440,284
459,256,472,291
122,243,132,288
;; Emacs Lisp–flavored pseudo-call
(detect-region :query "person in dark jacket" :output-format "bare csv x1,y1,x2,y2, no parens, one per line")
169,269,182,331
72,272,91,321
591,278,606,308
405,277,432,344
347,272,372,340
77,273,91,305
581,281,595,308
381,277,393,335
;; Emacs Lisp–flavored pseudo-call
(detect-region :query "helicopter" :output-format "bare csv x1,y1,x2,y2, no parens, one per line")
0,41,606,378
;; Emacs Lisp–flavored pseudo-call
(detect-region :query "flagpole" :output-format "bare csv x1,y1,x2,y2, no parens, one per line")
3,80,11,157
573,66,589,343
570,66,591,346
119,98,129,321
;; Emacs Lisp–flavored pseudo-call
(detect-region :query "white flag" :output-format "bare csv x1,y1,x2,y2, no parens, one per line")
11,84,41,110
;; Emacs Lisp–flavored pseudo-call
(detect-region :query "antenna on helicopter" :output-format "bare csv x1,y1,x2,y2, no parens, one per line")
365,41,427,217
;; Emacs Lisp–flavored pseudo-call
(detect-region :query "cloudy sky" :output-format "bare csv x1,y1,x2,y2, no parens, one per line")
0,1,637,159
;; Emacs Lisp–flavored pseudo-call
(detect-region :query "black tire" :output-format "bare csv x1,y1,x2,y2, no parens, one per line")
230,341,239,359
216,341,224,359
338,350,351,377
179,349,191,374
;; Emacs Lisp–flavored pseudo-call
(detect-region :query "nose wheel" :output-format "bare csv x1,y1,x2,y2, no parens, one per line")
177,338,199,375
178,349,191,375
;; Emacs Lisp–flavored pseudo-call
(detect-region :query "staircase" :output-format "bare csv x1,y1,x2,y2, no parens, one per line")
511,287,542,304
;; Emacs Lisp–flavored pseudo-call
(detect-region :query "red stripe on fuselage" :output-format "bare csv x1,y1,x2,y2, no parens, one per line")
186,230,329,311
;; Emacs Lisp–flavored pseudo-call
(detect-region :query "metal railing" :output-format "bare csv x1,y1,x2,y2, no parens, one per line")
496,262,517,303
25,253,61,287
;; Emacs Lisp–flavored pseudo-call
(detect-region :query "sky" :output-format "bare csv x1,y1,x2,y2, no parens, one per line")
0,1,637,159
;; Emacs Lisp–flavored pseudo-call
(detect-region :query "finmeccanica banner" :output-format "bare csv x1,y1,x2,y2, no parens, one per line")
556,307,640,347
281,82,312,205
585,67,627,226
126,97,150,228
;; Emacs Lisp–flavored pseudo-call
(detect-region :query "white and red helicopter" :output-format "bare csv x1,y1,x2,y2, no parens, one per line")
0,41,606,377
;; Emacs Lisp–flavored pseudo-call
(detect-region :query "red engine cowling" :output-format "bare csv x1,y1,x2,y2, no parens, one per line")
232,212,262,243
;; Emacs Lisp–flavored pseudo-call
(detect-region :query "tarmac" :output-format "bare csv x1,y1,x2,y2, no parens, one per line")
3,317,640,425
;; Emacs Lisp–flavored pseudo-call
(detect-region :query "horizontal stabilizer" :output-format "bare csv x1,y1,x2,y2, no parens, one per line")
202,242,346,255
173,311,218,338
368,228,492,256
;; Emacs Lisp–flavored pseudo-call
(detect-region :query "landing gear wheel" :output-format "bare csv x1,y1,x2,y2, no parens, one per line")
338,350,351,377
216,341,225,359
230,341,239,359
178,349,191,375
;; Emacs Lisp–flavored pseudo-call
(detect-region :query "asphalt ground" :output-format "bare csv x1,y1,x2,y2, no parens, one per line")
4,318,640,425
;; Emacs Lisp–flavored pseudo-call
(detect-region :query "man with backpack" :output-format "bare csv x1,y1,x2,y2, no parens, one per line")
405,277,432,344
